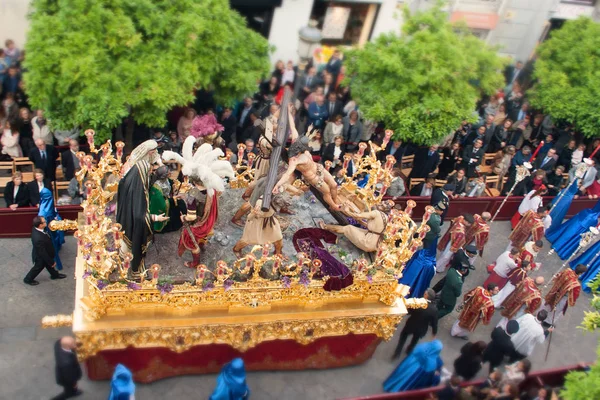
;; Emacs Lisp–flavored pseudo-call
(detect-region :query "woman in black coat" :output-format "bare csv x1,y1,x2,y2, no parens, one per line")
437,141,462,179
453,340,486,381
487,119,513,153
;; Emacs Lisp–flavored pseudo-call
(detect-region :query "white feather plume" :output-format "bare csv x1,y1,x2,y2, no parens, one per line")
160,137,234,195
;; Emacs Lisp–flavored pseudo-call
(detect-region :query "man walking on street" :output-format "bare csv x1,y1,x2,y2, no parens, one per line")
392,289,439,359
24,216,66,285
51,336,83,399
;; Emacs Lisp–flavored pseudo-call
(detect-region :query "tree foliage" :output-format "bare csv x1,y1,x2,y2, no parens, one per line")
24,0,271,141
562,276,600,399
344,3,506,145
529,18,600,139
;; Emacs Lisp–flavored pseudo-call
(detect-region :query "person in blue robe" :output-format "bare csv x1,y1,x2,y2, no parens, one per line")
546,199,600,260
383,339,443,392
570,240,600,293
209,358,250,400
548,179,579,232
108,364,135,400
399,204,444,298
38,187,65,270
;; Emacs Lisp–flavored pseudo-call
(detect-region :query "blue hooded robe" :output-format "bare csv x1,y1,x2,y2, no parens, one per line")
548,179,579,232
399,238,437,298
38,188,65,270
209,358,250,400
546,200,600,260
383,339,443,392
108,364,135,400
570,239,600,293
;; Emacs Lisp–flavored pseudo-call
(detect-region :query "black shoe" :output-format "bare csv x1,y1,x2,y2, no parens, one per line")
457,335,469,341
73,389,83,397
23,279,40,286
51,273,67,280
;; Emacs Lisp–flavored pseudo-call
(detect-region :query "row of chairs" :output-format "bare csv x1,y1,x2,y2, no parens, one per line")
408,176,506,197
0,156,68,200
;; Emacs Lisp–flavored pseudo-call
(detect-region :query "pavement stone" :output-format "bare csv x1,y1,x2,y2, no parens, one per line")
0,222,598,399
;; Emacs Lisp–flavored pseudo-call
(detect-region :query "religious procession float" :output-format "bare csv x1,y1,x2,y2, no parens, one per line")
43,91,431,382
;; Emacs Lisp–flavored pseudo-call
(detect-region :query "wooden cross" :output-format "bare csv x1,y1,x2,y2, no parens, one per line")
261,87,292,211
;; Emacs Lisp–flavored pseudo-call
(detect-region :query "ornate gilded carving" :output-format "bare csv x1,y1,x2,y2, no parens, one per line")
75,313,402,360
41,314,73,328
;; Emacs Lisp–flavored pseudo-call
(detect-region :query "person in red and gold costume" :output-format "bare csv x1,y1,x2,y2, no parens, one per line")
465,212,491,256
451,283,499,340
543,264,587,326
436,214,474,272
500,275,544,321
508,207,546,250
162,137,235,268
518,240,543,270
493,260,532,307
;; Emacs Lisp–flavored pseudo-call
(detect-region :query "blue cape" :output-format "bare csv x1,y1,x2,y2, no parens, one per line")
571,239,600,293
546,200,600,260
548,179,578,231
108,364,135,400
209,358,250,400
399,238,437,298
383,340,443,392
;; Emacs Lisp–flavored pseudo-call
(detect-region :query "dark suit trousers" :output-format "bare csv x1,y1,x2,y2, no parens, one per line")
392,327,422,358
51,385,79,400
24,260,59,282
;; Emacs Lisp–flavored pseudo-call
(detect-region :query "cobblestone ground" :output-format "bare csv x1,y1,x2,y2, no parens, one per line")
1,222,598,400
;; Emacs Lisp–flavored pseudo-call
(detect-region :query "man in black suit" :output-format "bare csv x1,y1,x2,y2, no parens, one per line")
482,320,519,373
3,172,30,209
52,336,83,399
504,61,524,87
23,216,66,285
533,148,557,173
220,106,237,147
236,97,256,137
324,92,343,120
391,289,438,359
325,50,343,81
27,169,52,207
61,139,80,181
29,138,58,181
461,138,485,178
300,66,321,100
408,145,440,179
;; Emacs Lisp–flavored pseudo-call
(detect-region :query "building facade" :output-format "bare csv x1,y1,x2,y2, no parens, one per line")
1,0,599,66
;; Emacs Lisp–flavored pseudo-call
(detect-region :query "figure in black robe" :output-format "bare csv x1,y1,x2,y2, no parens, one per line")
117,160,152,277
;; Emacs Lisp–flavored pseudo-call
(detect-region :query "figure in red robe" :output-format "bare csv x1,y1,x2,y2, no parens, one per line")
543,264,587,325
465,212,491,256
451,284,499,339
509,208,546,249
493,260,532,307
518,240,543,270
436,215,473,272
500,276,544,320
484,247,520,290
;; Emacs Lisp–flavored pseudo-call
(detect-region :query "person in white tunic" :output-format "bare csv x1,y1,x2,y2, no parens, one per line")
492,261,531,308
509,310,550,361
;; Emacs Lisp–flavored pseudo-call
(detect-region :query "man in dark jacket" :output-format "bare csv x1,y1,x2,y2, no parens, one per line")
52,336,83,399
26,169,52,207
461,138,485,178
392,289,439,359
408,145,440,179
23,216,66,285
29,139,58,181
482,320,519,373
61,139,80,181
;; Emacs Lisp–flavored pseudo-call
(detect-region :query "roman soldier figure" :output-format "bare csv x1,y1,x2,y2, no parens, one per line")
465,212,491,256
436,214,474,272
451,284,499,339
162,137,235,268
543,264,587,325
509,207,546,250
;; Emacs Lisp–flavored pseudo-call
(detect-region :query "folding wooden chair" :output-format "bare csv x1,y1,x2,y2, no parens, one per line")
54,181,71,200
409,178,425,190
13,157,35,182
0,161,15,197
485,176,501,197
55,153,64,181
435,179,447,188
401,155,414,177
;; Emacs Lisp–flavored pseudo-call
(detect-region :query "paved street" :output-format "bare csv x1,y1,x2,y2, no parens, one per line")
0,221,598,400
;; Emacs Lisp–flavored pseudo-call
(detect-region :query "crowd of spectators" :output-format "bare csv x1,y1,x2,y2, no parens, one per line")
2,38,599,215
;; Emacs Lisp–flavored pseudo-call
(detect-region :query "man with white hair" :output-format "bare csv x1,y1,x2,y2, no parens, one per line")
29,138,58,181
116,140,167,279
